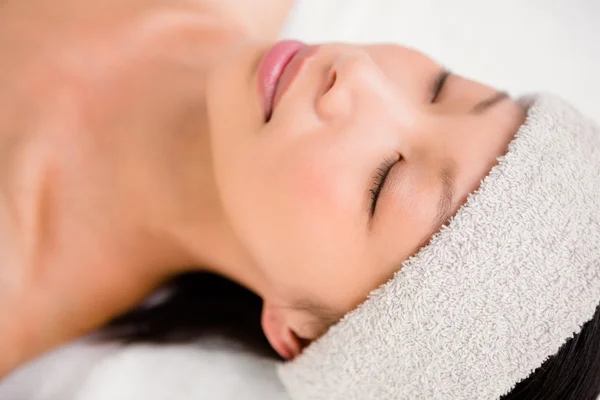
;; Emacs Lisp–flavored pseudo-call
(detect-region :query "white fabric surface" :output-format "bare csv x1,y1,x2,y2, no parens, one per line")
1,0,598,399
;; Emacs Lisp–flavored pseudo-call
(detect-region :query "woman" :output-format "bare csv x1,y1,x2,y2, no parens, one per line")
1,0,599,398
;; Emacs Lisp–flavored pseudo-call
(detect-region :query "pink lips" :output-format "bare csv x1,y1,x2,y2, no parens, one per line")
257,40,316,121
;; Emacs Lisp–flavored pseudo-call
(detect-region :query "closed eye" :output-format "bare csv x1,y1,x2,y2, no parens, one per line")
431,70,450,103
369,154,401,217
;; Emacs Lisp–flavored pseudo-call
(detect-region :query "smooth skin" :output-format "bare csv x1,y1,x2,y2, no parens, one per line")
0,0,524,376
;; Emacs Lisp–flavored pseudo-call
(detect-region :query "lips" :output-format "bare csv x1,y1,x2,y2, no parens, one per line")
257,40,316,121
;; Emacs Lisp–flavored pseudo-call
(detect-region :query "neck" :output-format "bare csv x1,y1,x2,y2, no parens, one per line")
157,152,264,295
122,81,263,300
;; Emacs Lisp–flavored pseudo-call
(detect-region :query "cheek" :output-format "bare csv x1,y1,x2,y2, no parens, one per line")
263,155,384,310
261,151,358,263
231,146,365,294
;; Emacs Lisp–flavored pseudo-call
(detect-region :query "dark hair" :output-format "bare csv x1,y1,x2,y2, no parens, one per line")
101,272,600,399
101,272,278,359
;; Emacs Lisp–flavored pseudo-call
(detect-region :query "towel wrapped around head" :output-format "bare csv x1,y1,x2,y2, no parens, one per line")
278,94,600,400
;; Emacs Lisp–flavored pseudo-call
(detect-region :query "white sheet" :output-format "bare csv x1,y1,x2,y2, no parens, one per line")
1,0,598,399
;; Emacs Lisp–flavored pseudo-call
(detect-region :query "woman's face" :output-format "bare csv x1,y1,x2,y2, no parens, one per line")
207,42,526,358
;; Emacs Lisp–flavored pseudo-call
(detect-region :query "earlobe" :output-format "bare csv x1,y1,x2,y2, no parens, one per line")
261,302,301,360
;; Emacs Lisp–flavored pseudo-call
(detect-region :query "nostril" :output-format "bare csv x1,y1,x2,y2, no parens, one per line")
325,70,337,93
316,62,355,120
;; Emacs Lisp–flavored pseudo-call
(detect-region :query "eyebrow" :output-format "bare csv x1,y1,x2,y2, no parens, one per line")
432,161,456,233
410,161,456,254
470,91,509,115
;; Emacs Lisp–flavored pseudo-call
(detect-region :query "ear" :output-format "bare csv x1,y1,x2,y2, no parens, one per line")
261,301,302,360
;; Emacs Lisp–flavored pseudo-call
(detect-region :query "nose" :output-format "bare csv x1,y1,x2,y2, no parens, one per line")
316,52,385,121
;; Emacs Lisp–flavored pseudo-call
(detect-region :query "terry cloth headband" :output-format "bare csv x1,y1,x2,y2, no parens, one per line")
278,94,600,400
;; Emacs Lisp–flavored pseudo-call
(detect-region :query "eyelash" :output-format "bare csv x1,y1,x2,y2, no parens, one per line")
369,154,401,217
